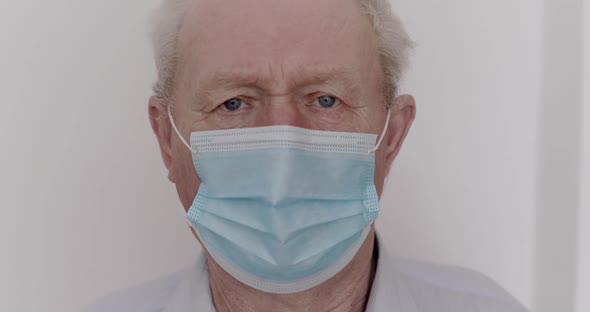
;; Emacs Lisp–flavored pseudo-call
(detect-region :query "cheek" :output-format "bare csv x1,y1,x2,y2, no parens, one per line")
172,149,202,212
373,149,388,198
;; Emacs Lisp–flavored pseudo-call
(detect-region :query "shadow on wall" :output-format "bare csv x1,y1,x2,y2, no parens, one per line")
533,0,583,311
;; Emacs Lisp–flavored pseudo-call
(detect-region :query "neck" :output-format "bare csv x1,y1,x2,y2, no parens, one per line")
207,228,378,312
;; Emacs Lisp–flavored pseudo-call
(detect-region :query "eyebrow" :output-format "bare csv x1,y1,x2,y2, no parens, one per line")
191,66,362,105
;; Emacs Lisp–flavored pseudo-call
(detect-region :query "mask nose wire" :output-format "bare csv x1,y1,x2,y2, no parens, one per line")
168,104,390,155
167,105,197,154
370,109,392,154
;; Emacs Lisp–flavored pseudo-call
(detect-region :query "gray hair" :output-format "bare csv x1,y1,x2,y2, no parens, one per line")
149,0,413,107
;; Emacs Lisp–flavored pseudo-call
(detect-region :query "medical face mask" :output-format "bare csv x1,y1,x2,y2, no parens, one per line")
169,107,390,294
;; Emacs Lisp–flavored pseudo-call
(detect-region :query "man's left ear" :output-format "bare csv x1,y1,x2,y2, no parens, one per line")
381,95,416,177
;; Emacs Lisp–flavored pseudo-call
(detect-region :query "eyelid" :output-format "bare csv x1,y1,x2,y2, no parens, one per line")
310,93,343,107
217,97,252,112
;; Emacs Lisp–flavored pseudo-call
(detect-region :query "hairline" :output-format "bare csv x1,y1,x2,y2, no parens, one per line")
150,0,413,109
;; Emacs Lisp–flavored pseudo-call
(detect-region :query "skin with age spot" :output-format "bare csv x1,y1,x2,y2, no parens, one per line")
148,0,415,311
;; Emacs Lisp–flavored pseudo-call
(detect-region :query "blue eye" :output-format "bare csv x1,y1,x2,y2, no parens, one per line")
317,96,337,108
223,98,243,111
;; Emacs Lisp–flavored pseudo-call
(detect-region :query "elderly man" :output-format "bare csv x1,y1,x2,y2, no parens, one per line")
87,0,528,311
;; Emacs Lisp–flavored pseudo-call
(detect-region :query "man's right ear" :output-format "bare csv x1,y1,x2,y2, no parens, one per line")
148,96,176,182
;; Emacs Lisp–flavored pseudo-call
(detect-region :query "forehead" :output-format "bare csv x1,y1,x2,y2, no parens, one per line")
176,0,380,89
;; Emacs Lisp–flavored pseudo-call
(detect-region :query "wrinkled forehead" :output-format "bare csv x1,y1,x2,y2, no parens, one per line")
175,0,380,88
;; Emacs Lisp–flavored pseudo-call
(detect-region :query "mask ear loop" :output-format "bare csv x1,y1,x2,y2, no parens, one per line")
167,105,197,154
370,109,392,154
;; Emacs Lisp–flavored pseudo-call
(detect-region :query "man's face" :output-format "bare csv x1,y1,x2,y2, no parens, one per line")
152,0,413,211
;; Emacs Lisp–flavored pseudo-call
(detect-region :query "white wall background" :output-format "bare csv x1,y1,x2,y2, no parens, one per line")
576,1,590,311
382,0,542,309
0,0,586,311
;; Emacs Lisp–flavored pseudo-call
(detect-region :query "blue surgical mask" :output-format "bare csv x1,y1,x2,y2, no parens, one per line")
169,107,390,294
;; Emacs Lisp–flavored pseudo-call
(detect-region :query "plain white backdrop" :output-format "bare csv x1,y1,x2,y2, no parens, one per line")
576,1,590,311
0,0,587,311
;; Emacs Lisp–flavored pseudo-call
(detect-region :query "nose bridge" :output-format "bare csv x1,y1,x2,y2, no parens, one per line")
255,96,306,127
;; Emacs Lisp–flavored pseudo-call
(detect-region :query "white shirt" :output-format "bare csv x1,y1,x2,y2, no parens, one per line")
84,237,528,312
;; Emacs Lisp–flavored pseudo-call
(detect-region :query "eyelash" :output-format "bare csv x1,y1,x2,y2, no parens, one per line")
216,94,345,112
216,98,250,113
307,93,344,110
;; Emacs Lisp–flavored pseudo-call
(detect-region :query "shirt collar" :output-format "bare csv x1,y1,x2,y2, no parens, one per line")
162,253,215,312
365,232,411,312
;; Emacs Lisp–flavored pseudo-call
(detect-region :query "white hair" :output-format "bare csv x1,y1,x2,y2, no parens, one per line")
149,0,413,107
